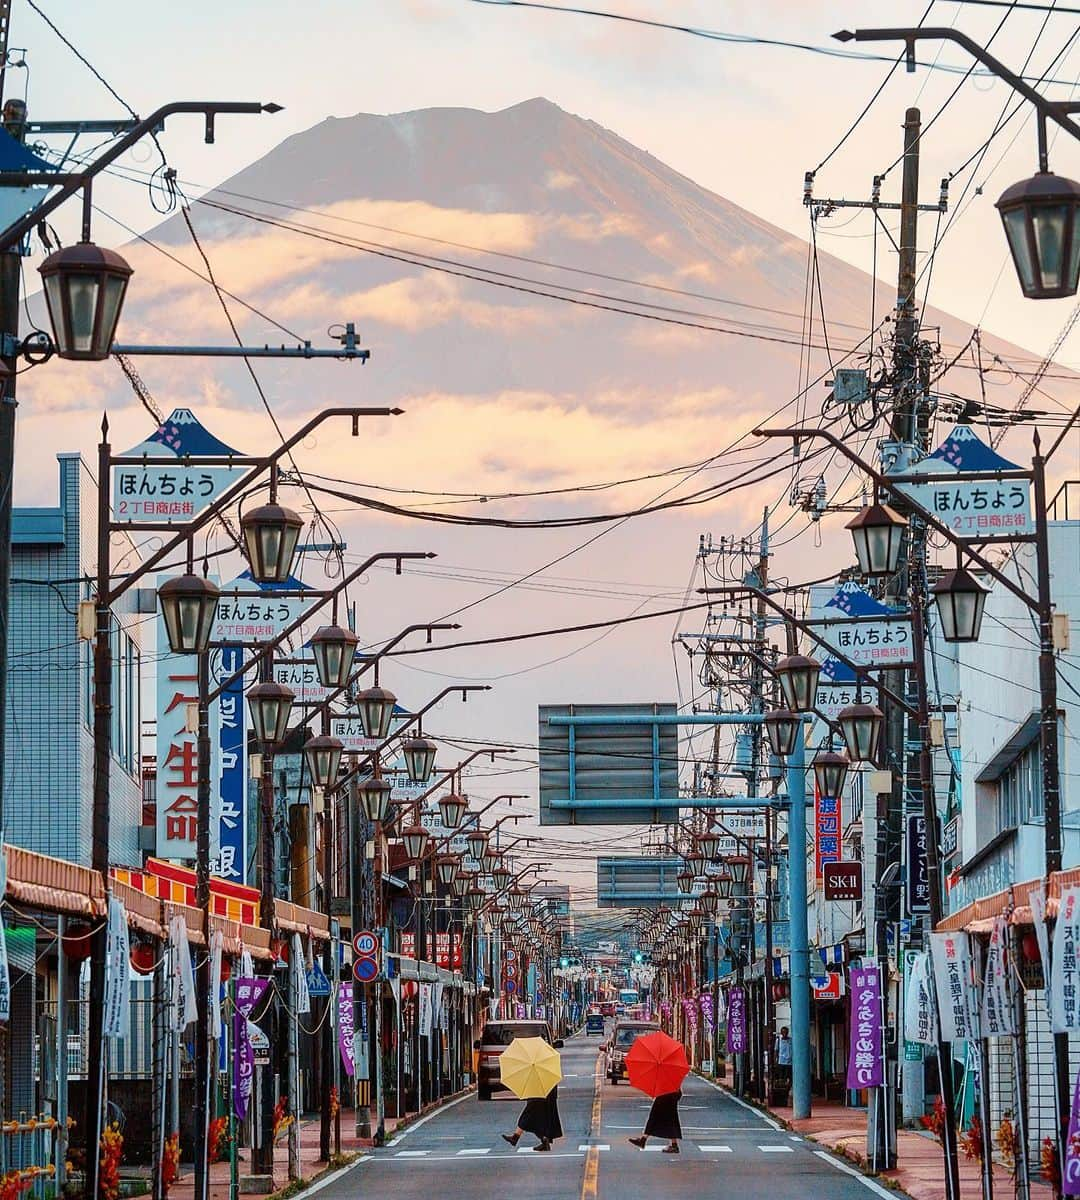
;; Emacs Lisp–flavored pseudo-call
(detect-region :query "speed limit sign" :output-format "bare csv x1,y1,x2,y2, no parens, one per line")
353,930,379,958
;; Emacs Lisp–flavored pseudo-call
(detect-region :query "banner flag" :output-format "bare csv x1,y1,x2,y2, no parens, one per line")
1052,887,1080,1033
847,964,885,1089
981,917,1016,1037
930,931,979,1041
104,897,131,1039
232,977,270,1121
904,952,937,1046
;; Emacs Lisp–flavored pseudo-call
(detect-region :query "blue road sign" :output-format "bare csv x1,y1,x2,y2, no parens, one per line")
306,963,331,997
353,957,379,984
506,979,517,994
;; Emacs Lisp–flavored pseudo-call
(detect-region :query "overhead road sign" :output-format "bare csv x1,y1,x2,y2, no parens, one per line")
596,857,683,908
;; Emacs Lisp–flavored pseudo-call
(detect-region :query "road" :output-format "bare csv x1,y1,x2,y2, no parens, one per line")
322,1028,902,1200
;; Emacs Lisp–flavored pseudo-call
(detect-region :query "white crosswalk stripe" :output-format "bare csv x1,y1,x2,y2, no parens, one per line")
699,1145,733,1153
457,1148,490,1156
759,1145,794,1153
395,1151,429,1158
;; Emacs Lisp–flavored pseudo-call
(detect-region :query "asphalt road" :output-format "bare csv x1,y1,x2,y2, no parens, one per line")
324,1027,903,1200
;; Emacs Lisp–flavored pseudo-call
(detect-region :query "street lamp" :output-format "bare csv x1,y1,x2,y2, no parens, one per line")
764,709,800,757
304,734,344,789
697,826,722,859
676,869,694,896
812,748,850,799
508,886,525,913
355,685,398,740
466,829,488,862
932,566,990,643
240,502,304,584
716,871,734,900
838,701,884,763
402,736,437,784
700,889,719,916
358,778,393,824
775,653,821,712
38,241,133,361
466,885,486,913
438,792,468,830
309,624,359,689
996,172,1080,300
727,857,750,886
436,855,459,886
402,823,429,860
157,574,220,655
481,847,500,874
846,501,908,576
492,863,512,890
683,848,706,878
246,681,295,745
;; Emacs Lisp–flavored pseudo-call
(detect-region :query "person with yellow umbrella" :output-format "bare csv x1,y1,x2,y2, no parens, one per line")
498,1036,564,1152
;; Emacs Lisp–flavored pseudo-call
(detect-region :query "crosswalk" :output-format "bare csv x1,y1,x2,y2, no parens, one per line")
389,1143,799,1159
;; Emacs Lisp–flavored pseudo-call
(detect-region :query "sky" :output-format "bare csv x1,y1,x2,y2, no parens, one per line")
9,0,1080,896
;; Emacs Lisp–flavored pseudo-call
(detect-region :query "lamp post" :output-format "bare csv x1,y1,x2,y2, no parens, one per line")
832,26,1080,300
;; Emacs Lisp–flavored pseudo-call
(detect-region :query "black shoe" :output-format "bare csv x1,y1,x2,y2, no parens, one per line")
533,1140,551,1152
663,1143,680,1154
502,1133,520,1147
628,1136,646,1149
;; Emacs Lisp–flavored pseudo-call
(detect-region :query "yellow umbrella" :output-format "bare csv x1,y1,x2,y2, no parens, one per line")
498,1036,563,1100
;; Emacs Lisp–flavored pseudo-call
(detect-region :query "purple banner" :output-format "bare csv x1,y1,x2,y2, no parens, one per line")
338,982,355,1078
726,986,747,1054
1064,1066,1080,1196
232,977,270,1121
847,965,885,1090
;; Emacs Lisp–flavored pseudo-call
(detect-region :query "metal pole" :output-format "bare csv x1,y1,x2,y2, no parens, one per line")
1032,442,1071,1186
55,915,68,1195
85,424,114,1200
192,652,212,1200
252,717,277,1179
910,556,962,1200
787,723,811,1120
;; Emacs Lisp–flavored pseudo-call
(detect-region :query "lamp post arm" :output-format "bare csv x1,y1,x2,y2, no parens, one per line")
408,745,505,807
713,645,842,736
207,552,434,705
835,27,1080,165
331,691,495,795
755,425,1041,613
104,406,400,604
700,582,918,719
0,100,282,252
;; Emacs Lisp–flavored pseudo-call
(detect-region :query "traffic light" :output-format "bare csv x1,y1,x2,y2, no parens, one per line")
560,956,570,969
632,951,644,964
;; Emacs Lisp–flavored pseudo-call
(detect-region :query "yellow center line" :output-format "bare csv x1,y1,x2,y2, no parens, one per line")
581,1050,603,1200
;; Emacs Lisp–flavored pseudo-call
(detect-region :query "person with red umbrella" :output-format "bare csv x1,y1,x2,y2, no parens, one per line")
624,1030,689,1154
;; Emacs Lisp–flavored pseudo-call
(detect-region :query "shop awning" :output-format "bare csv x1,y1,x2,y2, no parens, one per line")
4,845,105,917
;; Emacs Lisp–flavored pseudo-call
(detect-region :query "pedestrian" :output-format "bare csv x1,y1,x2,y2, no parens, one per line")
775,1026,792,1085
502,1084,563,1152
628,1088,682,1154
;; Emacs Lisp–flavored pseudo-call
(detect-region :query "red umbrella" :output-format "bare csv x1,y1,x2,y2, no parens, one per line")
625,1030,690,1098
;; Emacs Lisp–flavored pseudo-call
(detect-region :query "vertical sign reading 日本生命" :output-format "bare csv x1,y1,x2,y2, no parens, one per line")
214,645,246,883
847,964,884,1089
814,784,841,882
155,605,220,862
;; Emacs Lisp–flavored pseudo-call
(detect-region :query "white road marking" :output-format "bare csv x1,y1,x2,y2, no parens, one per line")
642,1144,667,1152
579,1144,610,1151
759,1145,794,1153
395,1151,429,1158
385,1090,475,1146
698,1079,783,1131
295,1154,370,1195
457,1148,491,1156
699,1145,733,1153
813,1149,898,1198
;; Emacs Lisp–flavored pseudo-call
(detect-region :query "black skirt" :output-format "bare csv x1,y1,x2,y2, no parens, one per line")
517,1088,563,1141
644,1091,683,1140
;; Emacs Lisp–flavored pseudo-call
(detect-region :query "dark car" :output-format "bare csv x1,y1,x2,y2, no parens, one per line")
474,1019,563,1101
585,1012,605,1036
606,1019,660,1084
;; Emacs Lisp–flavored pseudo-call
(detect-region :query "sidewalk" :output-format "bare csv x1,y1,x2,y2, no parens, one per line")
763,1096,1049,1200
164,1099,444,1200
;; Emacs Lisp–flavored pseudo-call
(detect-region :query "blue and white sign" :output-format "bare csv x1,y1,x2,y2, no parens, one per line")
810,582,914,667
815,656,880,720
306,962,331,998
113,408,250,524
890,425,1033,539
353,957,379,984
213,644,246,882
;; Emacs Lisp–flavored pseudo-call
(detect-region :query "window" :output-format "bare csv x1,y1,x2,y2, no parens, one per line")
998,740,1043,829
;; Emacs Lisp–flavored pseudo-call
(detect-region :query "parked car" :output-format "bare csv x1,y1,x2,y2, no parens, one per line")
585,1012,605,1036
474,1019,563,1101
600,1001,616,1017
606,1019,660,1084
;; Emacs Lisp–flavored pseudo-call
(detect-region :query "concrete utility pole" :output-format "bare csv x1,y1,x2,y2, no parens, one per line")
879,108,960,1200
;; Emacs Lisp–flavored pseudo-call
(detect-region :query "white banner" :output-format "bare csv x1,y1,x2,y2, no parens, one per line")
104,897,131,1039
210,930,224,1041
904,951,937,1045
419,982,434,1034
981,916,1015,1037
930,931,979,1041
169,915,197,1031
241,947,255,979
292,934,311,1016
1031,885,1053,1025
1052,886,1080,1033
